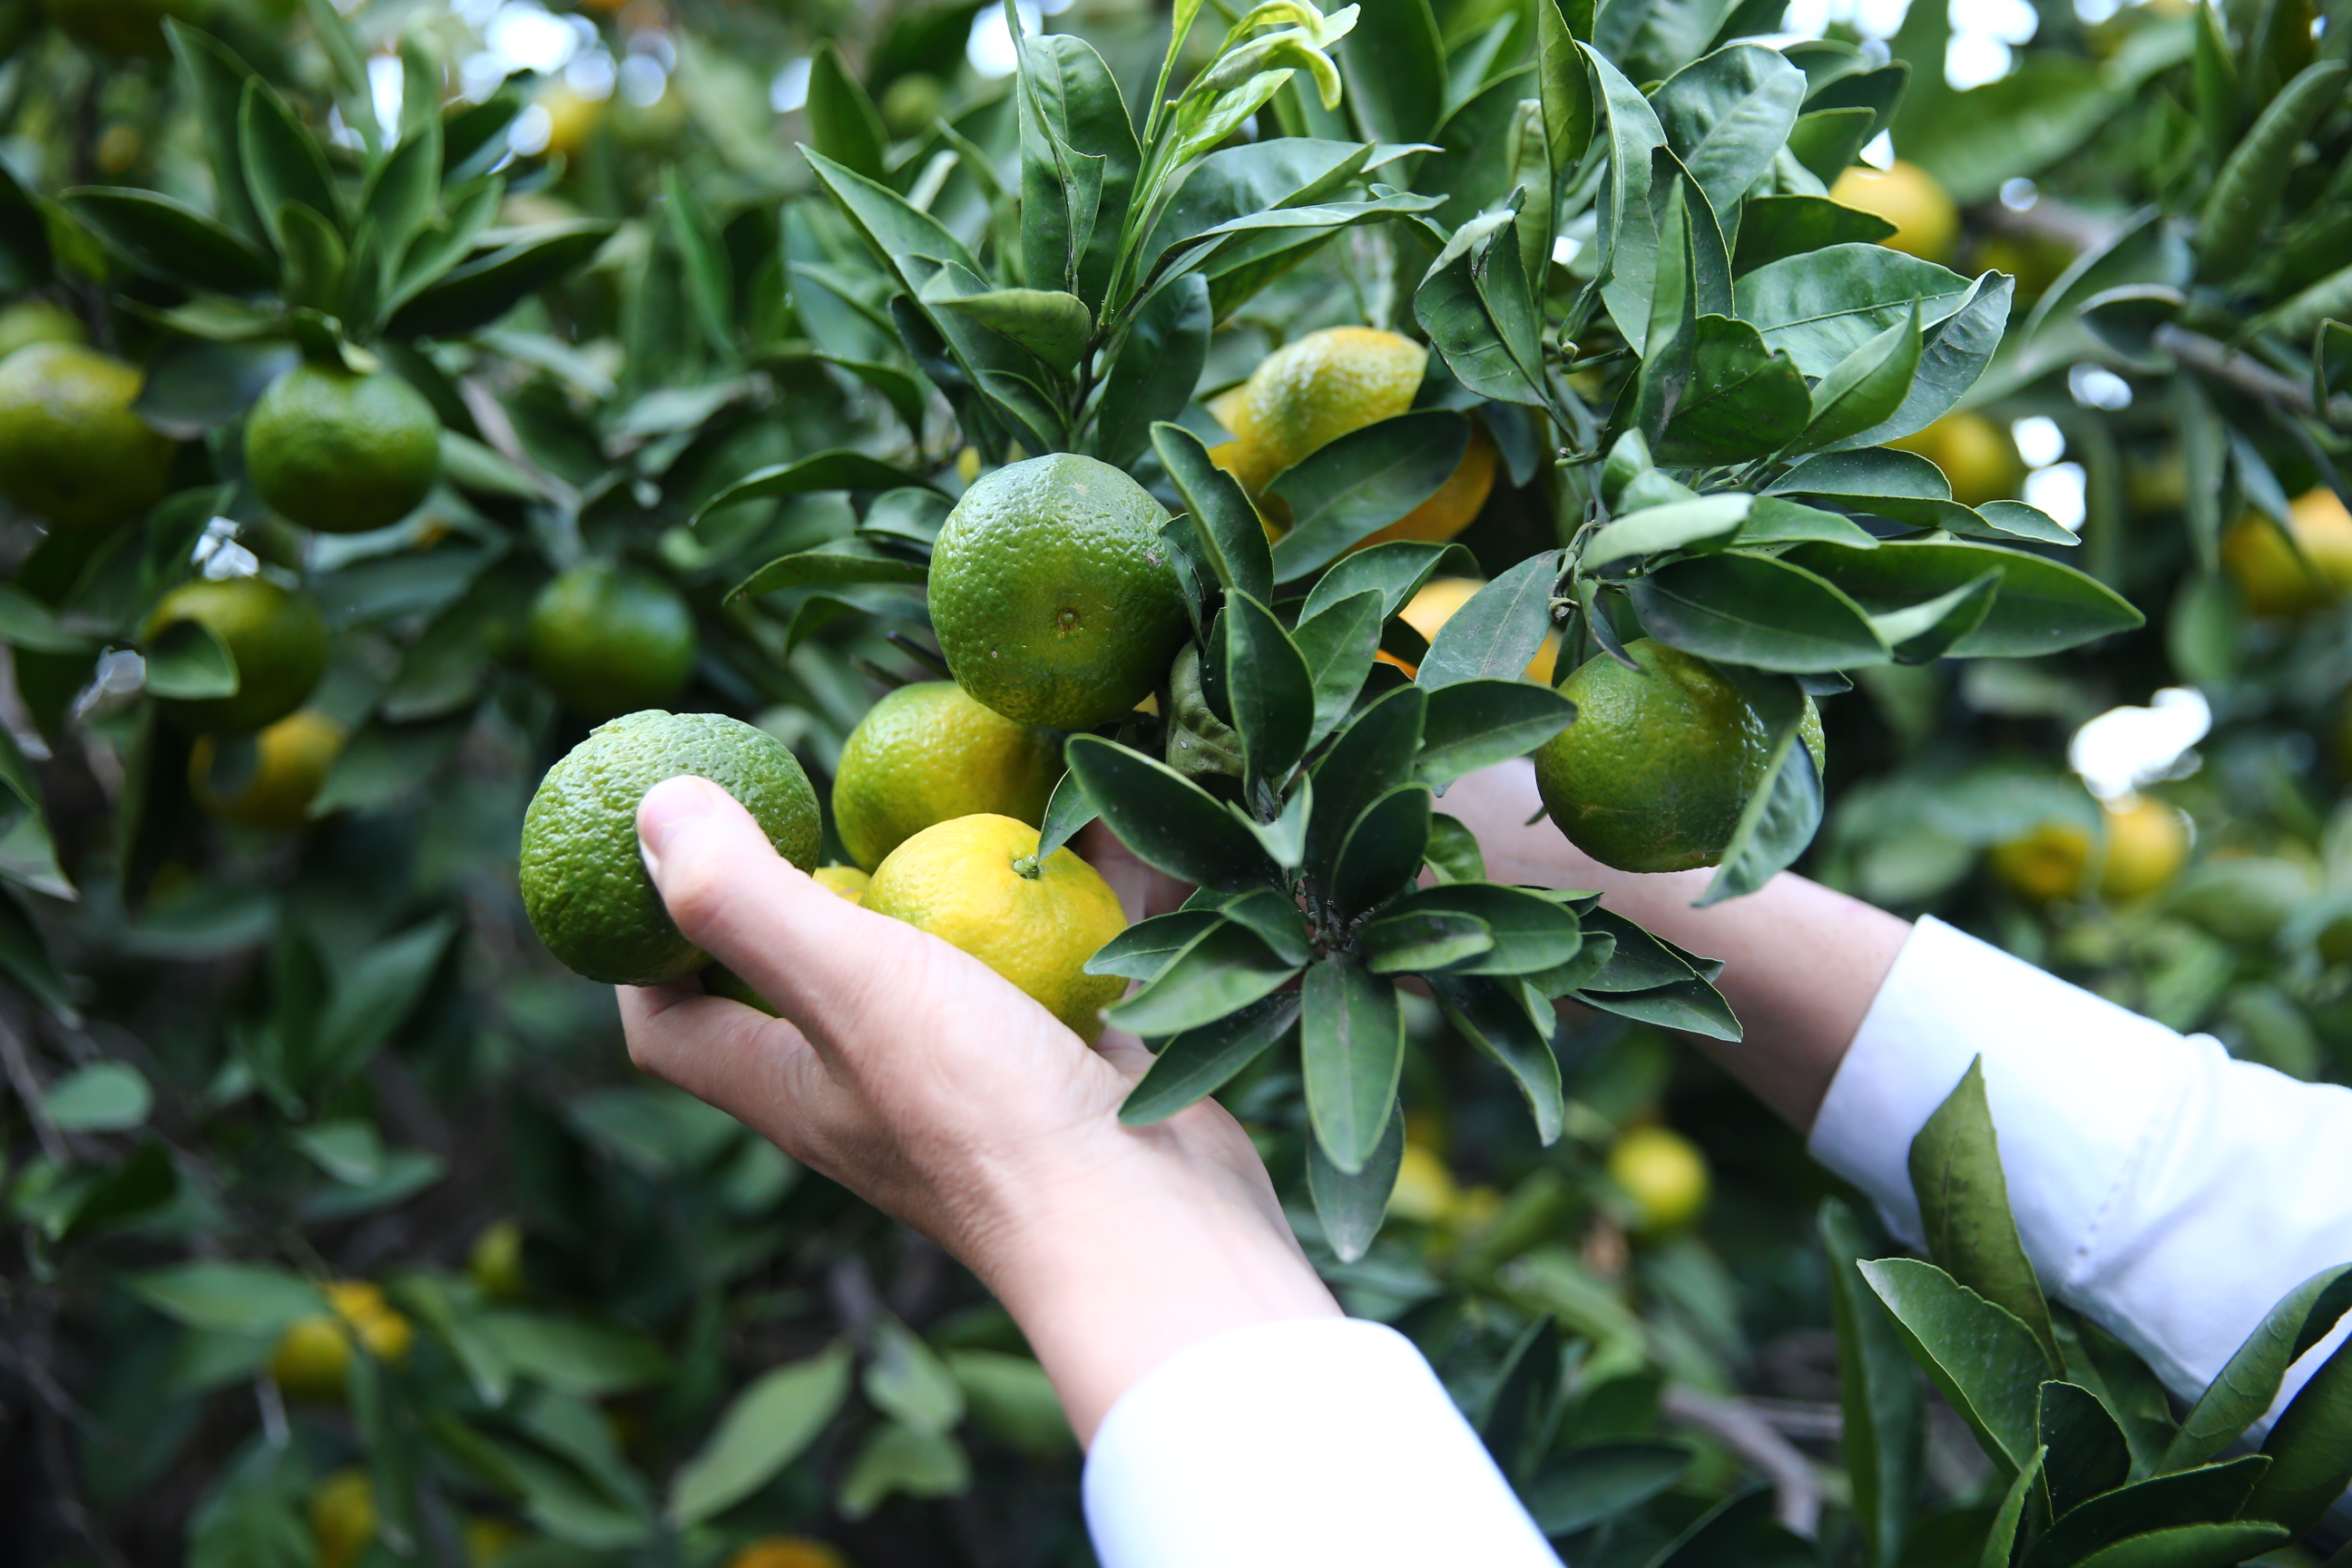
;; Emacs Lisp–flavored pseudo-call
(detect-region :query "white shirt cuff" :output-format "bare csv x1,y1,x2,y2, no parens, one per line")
1810,915,2352,1426
1082,1318,1563,1568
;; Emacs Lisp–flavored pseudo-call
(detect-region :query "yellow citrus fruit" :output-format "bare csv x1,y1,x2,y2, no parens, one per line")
1387,1142,1458,1225
271,1281,414,1401
537,83,604,158
832,681,1060,871
1608,1125,1710,1234
1400,577,1559,682
2097,796,2188,902
520,710,821,985
1830,160,1958,261
1533,641,1824,874
244,363,441,534
1886,412,2024,507
0,342,177,531
1209,326,1426,499
189,710,345,830
927,454,1189,730
861,813,1127,1042
814,865,870,903
526,562,699,719
462,1517,524,1565
308,1469,377,1568
469,1218,527,1299
726,1539,853,1568
2220,488,2352,617
144,576,331,733
1352,422,1498,548
1991,820,2090,903
0,299,84,362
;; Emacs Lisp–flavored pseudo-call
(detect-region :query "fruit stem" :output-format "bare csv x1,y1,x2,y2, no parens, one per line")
1011,854,1042,880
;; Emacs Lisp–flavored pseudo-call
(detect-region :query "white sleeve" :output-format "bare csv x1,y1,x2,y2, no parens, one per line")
1809,914,2352,1430
1081,1317,1563,1568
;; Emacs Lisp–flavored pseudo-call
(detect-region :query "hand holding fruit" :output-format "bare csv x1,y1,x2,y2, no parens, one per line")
617,776,1338,1442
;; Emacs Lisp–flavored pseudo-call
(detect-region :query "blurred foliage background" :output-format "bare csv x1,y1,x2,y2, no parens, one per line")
2,0,2350,1562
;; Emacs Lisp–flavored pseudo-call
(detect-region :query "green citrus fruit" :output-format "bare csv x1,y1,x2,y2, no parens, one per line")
144,576,331,733
244,363,441,534
0,342,177,531
526,562,698,719
468,1218,527,1299
0,299,83,362
927,453,1188,730
1534,640,1823,874
189,709,345,829
520,710,821,985
861,813,1127,1042
1608,1125,1710,1233
1208,326,1426,499
832,681,1060,871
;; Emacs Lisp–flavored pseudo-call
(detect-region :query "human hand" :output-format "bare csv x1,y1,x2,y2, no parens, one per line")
616,776,1339,1441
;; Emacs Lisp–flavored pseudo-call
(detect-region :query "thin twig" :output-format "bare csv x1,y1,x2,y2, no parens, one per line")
2156,324,2352,425
1660,1384,1825,1539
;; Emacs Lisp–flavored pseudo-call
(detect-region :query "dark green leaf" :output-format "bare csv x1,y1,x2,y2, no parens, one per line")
1583,495,1751,571
1342,0,1447,144
1387,883,1581,975
729,544,929,601
1979,1447,2046,1568
1798,306,1923,453
1785,104,1881,182
163,22,267,248
361,124,441,260
1416,214,1546,407
1781,541,2142,658
1085,909,1224,982
1065,735,1277,891
1416,679,1578,788
1329,783,1433,917
1300,541,1474,622
1652,43,1808,224
2249,1332,2352,1533
1652,317,1811,466
2166,1264,2352,1472
1738,495,1880,549
1301,957,1404,1173
922,279,1093,372
1632,552,1890,671
1154,421,1274,606
2069,1524,2290,1568
1575,976,1741,1038
1738,244,1975,375
1417,551,1560,689
1846,273,2015,449
1696,683,1822,906
1732,194,1896,274
1307,1098,1403,1263
387,221,613,338
1017,32,1137,308
1873,570,2000,663
1429,974,1561,1143
61,189,276,293
276,201,345,315
2040,1457,2272,1563
132,1261,322,1335
805,44,889,183
1035,769,1097,862
2197,61,2349,281
1294,588,1384,746
239,76,341,249
1424,812,1485,882
1097,274,1210,467
1268,411,1474,581
1523,1441,1693,1535
1585,43,1670,349
1307,684,1426,879
1222,593,1315,787
1118,991,1301,1124
669,1345,853,1525
1577,907,1700,991
1361,908,1495,974
700,451,941,526
1908,1057,2062,1369
144,618,240,700
1861,1258,2050,1476
1822,1200,1925,1568
2041,1381,2132,1518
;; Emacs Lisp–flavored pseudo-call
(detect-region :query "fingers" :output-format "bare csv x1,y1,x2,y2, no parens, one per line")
617,983,848,1157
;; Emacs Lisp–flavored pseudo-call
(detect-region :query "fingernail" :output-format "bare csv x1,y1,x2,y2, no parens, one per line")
639,775,720,875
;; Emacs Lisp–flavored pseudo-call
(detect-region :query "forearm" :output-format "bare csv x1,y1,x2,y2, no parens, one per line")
1445,760,1911,1132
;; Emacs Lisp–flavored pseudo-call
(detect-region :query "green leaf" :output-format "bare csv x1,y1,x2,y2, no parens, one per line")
1361,908,1495,974
1294,589,1385,747
477,1309,671,1396
1268,411,1475,581
387,220,613,337
1652,316,1811,466
1785,104,1882,182
132,1261,322,1335
1822,1200,1925,1568
145,618,240,701
1738,244,1975,376
1796,306,1922,453
1019,32,1138,309
360,124,441,260
1731,194,1896,274
1424,812,1485,883
730,544,929,601
2249,1331,2352,1533
1118,990,1301,1124
838,1422,968,1521
1154,421,1274,605
41,1061,152,1131
1652,43,1808,225
1860,1258,2050,1476
2069,1524,2291,1568
1585,43,1670,350
276,201,346,316
1097,274,1210,466
1301,541,1474,622
1631,552,1890,672
1872,571,2001,664
922,279,1093,372
864,1317,965,1436
699,450,941,526
1780,541,2142,658
1416,678,1578,788
1306,683,1426,879
1329,783,1434,917
1738,495,1881,549
1523,1441,1693,1535
1583,495,1751,572
1695,689,1821,906
1301,956,1405,1174
2040,1457,2272,1562
1342,0,1446,144
1536,0,1597,180
1843,273,2014,450
61,188,277,293
1576,975,1740,1038
1977,1446,2046,1568
1417,552,1561,689
1386,884,1581,976
1084,909,1224,982
1105,919,1302,1037
164,22,268,248
663,1375,823,1508
1906,1057,2062,1370
1035,769,1097,862
238,76,341,249
1066,735,1278,891
1429,974,1561,1144
1307,1098,1403,1263
2166,1263,2352,1472
662,167,735,362
1416,212,1547,407
1222,593,1315,787
2197,61,2349,281
805,44,889,184
2041,1380,2132,1517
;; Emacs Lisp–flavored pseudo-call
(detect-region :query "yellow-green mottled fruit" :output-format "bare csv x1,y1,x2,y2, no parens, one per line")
1534,640,1823,874
926,454,1188,730
143,576,330,733
526,562,698,719
244,364,440,534
519,710,820,985
832,681,1060,871
0,342,177,530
